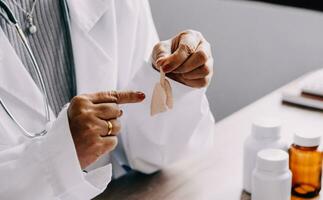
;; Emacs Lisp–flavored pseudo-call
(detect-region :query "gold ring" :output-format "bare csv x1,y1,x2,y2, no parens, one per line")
106,120,113,136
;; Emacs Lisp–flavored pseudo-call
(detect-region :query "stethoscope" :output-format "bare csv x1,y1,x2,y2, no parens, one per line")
0,0,71,138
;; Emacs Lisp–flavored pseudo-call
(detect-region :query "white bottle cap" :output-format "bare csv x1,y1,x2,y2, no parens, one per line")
256,149,289,172
252,118,281,140
293,132,321,147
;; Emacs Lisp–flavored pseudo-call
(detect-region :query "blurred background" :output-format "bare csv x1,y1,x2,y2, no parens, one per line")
149,0,323,121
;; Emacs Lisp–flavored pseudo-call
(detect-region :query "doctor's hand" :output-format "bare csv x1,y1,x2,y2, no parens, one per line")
68,91,145,169
152,30,213,88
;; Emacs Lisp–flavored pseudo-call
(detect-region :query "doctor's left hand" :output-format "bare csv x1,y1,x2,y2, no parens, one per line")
152,30,213,88
67,91,145,169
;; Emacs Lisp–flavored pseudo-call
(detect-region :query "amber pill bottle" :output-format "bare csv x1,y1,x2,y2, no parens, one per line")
289,132,322,198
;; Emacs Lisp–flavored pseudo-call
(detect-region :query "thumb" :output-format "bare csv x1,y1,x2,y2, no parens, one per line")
152,39,172,70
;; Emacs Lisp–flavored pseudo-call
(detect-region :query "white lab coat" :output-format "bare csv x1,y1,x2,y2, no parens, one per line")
0,0,214,199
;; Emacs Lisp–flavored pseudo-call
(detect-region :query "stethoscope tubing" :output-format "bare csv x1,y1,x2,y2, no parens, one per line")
0,0,17,24
0,0,53,138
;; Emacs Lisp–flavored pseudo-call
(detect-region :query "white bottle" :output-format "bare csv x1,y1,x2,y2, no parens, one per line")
243,118,287,193
252,149,292,200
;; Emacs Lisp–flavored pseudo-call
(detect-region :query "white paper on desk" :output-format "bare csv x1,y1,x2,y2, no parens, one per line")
282,70,323,110
282,90,323,110
302,70,323,96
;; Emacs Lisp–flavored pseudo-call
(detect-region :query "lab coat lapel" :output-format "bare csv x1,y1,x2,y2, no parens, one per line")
0,29,49,117
67,0,118,94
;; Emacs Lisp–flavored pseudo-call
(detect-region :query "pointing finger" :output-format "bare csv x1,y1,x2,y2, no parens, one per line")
108,91,146,104
85,92,118,104
85,91,145,104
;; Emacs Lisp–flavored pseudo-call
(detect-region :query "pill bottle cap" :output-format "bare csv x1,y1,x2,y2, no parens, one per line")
293,132,321,147
252,118,281,140
256,149,289,172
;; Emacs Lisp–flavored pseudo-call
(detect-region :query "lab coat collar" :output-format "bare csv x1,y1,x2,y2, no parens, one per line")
66,0,111,32
68,0,118,94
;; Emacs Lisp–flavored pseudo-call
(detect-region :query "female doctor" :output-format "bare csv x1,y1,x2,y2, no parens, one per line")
0,0,214,199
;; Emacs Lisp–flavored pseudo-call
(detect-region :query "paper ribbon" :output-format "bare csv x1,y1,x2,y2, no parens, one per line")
150,69,173,116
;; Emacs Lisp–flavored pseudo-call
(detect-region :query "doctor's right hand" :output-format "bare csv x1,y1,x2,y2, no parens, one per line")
67,91,145,169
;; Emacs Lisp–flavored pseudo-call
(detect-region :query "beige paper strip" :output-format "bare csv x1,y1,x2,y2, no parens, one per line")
150,69,173,116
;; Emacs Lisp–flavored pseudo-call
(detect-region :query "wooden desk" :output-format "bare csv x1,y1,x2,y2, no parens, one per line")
95,70,323,200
